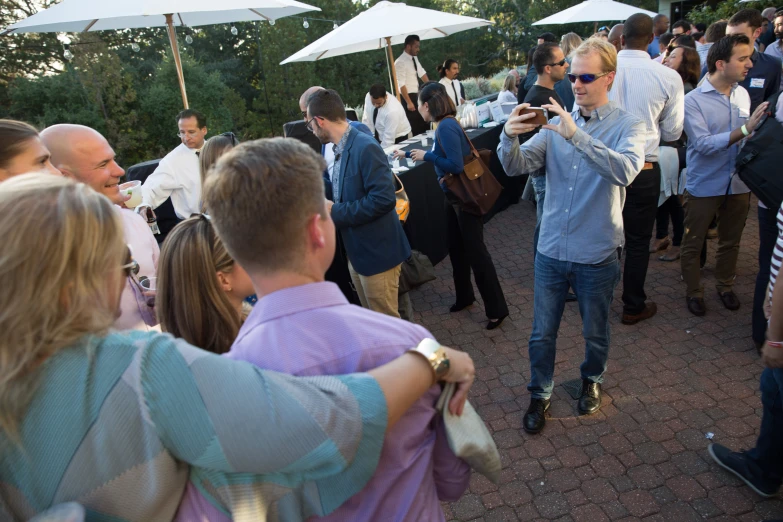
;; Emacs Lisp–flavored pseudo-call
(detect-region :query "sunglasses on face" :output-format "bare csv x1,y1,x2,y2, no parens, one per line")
548,59,567,67
567,71,610,84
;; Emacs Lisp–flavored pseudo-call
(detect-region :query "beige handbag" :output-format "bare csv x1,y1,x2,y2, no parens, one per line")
436,382,502,484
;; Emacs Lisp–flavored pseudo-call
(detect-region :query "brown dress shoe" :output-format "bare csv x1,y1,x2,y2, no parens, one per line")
718,291,740,311
621,302,658,325
687,297,706,316
649,237,671,253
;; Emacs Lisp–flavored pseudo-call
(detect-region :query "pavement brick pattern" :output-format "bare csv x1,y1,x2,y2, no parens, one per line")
407,197,783,521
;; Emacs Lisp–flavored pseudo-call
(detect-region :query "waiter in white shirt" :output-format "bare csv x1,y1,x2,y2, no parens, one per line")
438,59,466,108
140,109,206,219
395,34,430,136
361,84,412,149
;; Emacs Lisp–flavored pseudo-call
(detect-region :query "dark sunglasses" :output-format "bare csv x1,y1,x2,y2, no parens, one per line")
220,131,238,145
547,59,567,67
598,26,609,32
567,71,610,84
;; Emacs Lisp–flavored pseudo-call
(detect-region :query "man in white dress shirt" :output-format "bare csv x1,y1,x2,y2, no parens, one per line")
362,84,411,149
395,34,430,136
140,109,206,219
608,13,684,326
438,59,465,108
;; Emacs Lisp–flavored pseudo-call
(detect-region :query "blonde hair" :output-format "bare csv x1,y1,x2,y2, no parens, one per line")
199,135,236,212
560,32,583,58
502,74,517,93
157,216,243,355
573,38,618,90
204,138,326,273
0,174,124,439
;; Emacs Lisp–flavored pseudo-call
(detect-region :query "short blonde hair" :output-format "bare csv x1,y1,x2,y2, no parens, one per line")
204,138,326,273
0,174,124,439
572,38,618,90
560,32,583,58
157,216,242,355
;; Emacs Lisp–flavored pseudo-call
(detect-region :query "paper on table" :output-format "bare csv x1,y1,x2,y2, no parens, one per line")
392,166,410,174
383,144,404,155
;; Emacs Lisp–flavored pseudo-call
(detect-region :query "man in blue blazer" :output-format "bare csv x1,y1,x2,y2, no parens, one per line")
306,89,411,318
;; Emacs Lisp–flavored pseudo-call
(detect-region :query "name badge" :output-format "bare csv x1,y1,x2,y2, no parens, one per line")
750,78,765,88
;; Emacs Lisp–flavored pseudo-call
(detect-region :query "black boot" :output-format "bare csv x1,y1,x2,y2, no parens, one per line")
523,398,550,434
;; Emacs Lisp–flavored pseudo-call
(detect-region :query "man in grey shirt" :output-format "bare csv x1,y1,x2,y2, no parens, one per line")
498,39,646,434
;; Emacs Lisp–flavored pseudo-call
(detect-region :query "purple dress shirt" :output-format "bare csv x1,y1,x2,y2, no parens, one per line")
225,282,471,521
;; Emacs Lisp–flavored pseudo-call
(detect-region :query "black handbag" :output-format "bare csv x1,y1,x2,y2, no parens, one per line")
736,92,783,209
399,250,436,295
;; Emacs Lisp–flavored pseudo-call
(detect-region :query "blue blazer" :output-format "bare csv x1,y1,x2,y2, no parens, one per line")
323,121,371,200
330,128,411,277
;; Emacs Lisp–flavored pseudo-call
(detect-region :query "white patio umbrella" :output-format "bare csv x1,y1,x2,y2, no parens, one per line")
0,0,321,108
280,1,492,101
532,0,658,32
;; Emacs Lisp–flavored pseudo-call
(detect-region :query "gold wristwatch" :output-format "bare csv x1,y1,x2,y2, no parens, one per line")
408,338,450,381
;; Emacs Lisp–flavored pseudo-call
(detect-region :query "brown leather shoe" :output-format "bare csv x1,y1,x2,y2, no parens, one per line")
621,302,658,325
706,227,718,240
650,237,671,253
718,291,740,311
687,297,706,316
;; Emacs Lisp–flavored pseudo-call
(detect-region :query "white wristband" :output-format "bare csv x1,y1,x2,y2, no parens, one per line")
741,124,750,137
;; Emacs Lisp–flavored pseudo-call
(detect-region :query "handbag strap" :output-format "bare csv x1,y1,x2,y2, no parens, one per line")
436,116,481,160
393,172,405,193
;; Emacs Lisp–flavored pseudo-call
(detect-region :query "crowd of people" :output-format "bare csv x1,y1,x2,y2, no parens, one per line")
1,7,783,521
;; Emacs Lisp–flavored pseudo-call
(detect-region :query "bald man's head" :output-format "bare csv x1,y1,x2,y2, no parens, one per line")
299,86,324,113
608,24,624,52
41,124,126,205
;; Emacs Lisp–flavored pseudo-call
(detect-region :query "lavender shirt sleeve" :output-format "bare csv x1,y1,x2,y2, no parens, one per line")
431,415,472,501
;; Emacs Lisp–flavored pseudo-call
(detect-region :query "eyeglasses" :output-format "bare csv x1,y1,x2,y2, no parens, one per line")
567,72,610,84
548,59,568,67
176,130,202,138
220,131,238,146
121,245,139,278
305,116,321,133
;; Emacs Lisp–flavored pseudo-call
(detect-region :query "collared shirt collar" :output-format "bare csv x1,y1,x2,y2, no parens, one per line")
248,282,348,325
333,124,353,156
699,76,739,96
617,49,652,59
570,100,618,121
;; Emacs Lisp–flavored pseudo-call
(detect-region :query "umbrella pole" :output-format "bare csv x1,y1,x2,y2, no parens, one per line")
594,21,598,34
165,14,189,109
385,37,401,102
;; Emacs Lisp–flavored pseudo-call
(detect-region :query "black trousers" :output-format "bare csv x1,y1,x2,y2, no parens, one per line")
753,205,779,344
405,93,428,136
656,195,684,246
622,165,661,315
445,197,508,319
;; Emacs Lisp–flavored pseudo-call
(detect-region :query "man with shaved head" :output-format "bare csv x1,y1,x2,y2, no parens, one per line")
41,124,160,332
608,12,684,326
608,24,624,53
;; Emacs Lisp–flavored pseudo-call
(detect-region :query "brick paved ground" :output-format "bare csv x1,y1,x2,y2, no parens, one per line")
408,196,783,521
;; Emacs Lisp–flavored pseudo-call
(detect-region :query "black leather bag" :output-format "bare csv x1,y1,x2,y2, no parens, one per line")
736,92,783,209
399,250,436,295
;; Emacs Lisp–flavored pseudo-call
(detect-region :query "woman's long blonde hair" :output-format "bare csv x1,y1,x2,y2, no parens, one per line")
157,215,244,355
560,33,583,58
0,174,125,439
199,135,236,212
502,74,517,94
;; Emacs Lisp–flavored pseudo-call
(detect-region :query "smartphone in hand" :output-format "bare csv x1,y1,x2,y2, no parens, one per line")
519,107,549,126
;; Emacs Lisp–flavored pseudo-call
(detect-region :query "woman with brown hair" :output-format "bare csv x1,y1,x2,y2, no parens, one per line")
157,215,255,354
199,132,237,212
395,82,508,329
0,119,61,181
665,45,702,93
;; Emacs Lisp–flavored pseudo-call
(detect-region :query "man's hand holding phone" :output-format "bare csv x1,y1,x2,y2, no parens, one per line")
541,97,577,140
503,103,543,138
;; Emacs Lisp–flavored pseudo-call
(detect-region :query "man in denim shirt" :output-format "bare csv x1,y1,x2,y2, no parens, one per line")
498,39,645,434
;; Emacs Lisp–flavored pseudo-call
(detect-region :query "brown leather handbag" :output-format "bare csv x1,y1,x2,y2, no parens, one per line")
437,118,503,216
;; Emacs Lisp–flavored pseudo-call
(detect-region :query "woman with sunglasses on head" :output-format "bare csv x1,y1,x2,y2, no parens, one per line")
0,173,476,521
395,82,509,330
157,215,254,355
0,119,62,181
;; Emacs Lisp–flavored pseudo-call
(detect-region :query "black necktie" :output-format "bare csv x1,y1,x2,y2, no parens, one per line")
413,56,422,88
373,106,380,142
451,81,459,106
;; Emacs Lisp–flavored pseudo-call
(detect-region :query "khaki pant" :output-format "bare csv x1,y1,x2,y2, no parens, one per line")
348,261,404,318
680,191,750,298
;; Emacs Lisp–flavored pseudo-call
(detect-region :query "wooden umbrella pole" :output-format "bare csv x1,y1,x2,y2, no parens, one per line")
385,37,401,101
166,14,189,109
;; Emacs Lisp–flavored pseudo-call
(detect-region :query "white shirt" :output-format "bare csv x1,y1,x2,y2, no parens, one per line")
324,143,336,181
395,51,427,94
361,92,411,148
439,77,464,107
141,143,201,219
497,90,517,104
115,207,160,332
609,49,685,162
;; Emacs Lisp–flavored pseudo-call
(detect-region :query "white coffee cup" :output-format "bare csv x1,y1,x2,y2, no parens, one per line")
120,180,142,209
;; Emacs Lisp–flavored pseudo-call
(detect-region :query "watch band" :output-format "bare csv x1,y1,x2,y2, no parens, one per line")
408,338,450,381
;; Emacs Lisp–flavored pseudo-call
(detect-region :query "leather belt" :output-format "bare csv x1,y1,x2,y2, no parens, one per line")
641,162,655,171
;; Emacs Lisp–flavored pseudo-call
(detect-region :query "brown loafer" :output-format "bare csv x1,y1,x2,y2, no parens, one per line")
687,297,706,316
621,302,658,325
650,237,671,253
718,291,740,311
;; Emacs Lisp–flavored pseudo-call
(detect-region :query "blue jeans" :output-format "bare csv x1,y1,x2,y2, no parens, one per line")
528,251,621,399
531,175,546,259
746,368,783,490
